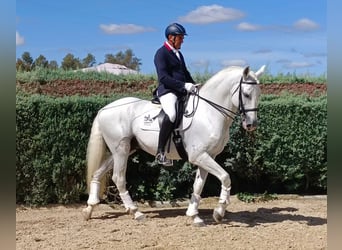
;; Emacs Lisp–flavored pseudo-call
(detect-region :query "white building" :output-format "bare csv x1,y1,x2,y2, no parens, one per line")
81,63,138,75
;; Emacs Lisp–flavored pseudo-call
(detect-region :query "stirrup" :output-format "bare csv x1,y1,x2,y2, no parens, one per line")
156,153,173,166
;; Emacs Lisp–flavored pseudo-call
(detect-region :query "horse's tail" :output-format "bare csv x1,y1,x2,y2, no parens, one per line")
86,115,107,195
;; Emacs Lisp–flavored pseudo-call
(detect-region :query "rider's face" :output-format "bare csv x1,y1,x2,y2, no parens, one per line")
170,35,184,49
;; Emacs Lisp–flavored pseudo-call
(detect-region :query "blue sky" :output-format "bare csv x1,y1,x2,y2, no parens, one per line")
16,0,326,76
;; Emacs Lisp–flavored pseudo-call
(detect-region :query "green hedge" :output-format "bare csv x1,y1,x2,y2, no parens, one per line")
16,95,105,204
225,95,327,194
16,94,327,205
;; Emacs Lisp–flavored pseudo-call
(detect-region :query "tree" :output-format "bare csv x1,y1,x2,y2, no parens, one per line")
61,53,81,70
32,54,48,69
16,58,25,71
81,53,96,68
104,49,141,71
17,51,33,71
48,60,59,70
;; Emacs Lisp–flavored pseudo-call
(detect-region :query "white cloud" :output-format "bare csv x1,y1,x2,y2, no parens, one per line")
179,5,245,24
191,59,209,69
99,24,154,34
302,52,326,58
236,22,262,31
16,31,25,46
276,59,291,64
221,59,247,67
236,18,320,33
283,61,315,69
253,49,272,54
293,18,320,31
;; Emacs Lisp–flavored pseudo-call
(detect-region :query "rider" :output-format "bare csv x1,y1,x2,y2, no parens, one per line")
154,23,196,166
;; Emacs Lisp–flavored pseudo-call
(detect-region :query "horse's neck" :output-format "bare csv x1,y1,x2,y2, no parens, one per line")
191,72,239,140
199,70,239,113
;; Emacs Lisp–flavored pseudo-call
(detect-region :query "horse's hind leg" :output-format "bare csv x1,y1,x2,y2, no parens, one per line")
186,168,208,226
111,138,145,221
82,156,113,220
88,156,113,205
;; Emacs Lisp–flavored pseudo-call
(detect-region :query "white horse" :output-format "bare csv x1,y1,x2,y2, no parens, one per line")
82,65,266,226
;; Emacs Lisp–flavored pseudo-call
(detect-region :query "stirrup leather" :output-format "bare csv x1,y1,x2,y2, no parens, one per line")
156,153,173,166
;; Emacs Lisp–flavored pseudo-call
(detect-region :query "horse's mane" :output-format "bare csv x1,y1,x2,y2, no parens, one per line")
200,66,243,89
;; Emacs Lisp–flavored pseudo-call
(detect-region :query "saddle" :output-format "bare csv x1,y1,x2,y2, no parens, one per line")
151,91,189,161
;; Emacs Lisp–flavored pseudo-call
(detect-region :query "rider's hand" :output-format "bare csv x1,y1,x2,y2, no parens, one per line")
184,82,196,93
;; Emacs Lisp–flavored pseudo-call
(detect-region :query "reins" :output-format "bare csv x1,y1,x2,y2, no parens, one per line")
186,76,258,120
187,89,237,120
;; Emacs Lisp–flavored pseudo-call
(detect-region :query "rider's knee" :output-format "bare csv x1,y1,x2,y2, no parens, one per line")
167,112,176,123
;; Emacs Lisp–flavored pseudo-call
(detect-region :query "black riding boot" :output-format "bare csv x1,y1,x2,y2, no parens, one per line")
156,115,174,166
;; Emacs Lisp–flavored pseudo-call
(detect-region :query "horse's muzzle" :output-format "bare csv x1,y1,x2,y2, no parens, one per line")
242,120,257,131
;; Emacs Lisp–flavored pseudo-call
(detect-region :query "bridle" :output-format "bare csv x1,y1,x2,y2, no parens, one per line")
233,76,259,118
186,76,259,120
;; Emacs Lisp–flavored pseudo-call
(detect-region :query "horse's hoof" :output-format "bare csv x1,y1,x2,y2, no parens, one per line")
82,206,93,221
213,209,223,223
192,215,206,227
134,211,146,221
193,221,206,227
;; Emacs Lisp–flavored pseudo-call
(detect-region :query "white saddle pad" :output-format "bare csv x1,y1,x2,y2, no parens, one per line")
139,96,196,132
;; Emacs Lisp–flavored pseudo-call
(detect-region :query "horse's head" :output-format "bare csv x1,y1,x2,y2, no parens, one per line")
231,65,265,131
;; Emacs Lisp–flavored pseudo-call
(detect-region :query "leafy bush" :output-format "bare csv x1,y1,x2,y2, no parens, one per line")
237,192,278,203
16,68,326,85
16,93,327,205
16,67,157,84
16,95,107,204
225,95,327,194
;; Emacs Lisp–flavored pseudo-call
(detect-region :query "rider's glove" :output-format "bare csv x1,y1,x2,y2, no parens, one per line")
184,82,196,93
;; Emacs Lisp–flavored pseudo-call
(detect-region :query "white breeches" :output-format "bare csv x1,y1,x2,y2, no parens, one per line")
158,92,177,123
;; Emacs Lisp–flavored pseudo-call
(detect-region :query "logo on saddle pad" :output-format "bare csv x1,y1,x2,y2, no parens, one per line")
140,105,193,132
143,114,154,125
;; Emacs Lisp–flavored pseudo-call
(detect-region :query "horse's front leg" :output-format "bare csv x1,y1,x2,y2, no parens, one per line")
186,167,208,227
192,152,231,223
213,185,231,223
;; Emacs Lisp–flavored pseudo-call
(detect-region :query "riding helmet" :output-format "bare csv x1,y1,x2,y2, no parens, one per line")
165,23,188,38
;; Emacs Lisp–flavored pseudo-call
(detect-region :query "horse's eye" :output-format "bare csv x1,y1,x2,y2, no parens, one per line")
243,93,250,98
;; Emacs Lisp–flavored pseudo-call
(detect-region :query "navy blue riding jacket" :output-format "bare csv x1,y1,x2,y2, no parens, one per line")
154,42,195,97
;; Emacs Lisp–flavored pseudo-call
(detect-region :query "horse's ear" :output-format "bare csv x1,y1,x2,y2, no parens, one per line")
243,66,250,79
255,65,266,78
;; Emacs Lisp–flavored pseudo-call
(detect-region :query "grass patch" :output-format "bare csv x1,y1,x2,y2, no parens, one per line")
237,192,278,203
